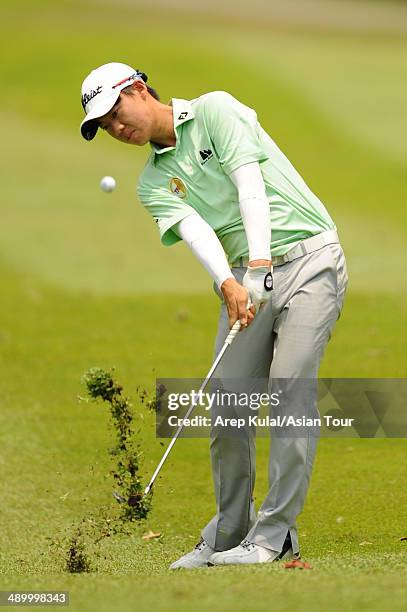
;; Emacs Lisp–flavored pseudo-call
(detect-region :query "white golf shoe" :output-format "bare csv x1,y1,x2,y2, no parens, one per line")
169,537,215,570
209,537,299,566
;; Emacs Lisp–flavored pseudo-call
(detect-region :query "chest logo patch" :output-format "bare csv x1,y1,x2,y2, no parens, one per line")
170,177,187,199
199,149,213,164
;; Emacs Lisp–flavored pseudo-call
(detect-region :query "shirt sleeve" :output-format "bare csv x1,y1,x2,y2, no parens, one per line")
173,214,233,288
137,184,197,246
202,91,269,176
229,162,271,261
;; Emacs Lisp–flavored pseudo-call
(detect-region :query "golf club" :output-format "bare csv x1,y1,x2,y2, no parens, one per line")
143,319,242,496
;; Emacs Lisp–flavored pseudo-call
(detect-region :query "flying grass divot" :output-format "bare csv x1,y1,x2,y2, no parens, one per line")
81,367,152,521
50,368,156,574
65,523,92,574
59,507,129,573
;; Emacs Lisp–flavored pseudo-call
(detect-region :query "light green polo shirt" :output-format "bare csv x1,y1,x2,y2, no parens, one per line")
137,91,336,262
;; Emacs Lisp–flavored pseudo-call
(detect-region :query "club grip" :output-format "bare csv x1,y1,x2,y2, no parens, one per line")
225,320,241,345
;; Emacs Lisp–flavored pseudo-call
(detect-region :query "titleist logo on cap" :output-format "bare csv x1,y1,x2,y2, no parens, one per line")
81,85,103,110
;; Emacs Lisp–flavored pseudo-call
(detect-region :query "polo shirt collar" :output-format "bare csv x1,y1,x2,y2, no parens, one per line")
151,98,194,156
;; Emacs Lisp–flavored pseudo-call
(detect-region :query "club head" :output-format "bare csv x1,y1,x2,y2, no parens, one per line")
112,491,127,504
144,484,152,496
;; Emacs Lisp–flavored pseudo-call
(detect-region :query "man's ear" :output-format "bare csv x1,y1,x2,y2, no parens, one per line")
132,79,147,98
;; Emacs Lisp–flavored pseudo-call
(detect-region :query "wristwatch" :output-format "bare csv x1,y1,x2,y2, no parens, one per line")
264,271,273,291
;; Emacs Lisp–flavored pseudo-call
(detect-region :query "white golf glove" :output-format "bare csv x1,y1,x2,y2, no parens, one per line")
242,265,273,312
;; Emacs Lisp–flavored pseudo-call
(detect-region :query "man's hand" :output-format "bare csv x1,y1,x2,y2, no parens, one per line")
220,277,256,330
242,260,273,312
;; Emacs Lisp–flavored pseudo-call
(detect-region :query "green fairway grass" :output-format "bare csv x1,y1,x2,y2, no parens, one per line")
1,262,406,610
1,1,407,610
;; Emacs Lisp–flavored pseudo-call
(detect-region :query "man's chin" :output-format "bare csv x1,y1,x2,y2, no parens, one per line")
128,134,148,146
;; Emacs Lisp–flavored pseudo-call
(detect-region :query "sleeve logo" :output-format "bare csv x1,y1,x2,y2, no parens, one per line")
169,178,187,199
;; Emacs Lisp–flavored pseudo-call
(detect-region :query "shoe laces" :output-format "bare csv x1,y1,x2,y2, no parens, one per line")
194,537,207,551
241,539,256,551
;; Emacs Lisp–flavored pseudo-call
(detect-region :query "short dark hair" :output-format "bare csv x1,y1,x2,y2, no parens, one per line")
146,85,160,101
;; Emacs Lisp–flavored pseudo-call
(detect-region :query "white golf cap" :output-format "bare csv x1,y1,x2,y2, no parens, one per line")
80,62,146,141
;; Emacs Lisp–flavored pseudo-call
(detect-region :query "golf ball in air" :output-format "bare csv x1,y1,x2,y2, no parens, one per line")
100,176,116,192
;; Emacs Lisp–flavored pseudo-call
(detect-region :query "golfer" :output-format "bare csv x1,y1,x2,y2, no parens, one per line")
80,62,348,568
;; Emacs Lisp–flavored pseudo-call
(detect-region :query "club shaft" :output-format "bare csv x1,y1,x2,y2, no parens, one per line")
144,321,240,495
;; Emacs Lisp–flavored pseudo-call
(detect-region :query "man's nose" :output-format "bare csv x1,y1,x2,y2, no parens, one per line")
112,120,125,137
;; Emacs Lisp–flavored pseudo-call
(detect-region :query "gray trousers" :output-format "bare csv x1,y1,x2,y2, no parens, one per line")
202,241,348,554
